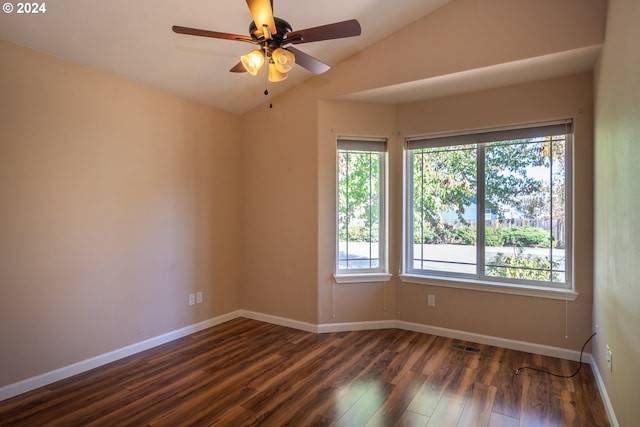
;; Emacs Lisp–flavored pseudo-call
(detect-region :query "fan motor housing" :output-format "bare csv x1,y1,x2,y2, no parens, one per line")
249,17,292,51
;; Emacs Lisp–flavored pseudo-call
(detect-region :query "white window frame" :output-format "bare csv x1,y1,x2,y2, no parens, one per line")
401,121,576,300
335,137,391,283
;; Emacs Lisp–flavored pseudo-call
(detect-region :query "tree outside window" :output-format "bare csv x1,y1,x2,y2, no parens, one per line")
405,122,572,288
336,138,386,274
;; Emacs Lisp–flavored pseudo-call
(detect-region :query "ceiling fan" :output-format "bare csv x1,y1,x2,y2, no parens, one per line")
172,0,361,83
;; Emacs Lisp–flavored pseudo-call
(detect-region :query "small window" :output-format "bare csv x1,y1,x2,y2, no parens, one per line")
336,137,388,279
404,121,572,290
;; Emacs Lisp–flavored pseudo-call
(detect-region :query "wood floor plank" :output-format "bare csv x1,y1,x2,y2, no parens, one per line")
457,383,497,427
488,411,519,427
334,380,393,427
406,364,459,417
206,404,258,427
571,365,611,426
518,367,553,427
0,319,611,427
417,336,451,375
424,366,474,426
490,349,529,419
397,410,429,427
363,373,425,427
269,331,391,426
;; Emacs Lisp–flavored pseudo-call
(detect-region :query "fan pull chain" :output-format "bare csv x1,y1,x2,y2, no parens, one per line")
264,63,273,108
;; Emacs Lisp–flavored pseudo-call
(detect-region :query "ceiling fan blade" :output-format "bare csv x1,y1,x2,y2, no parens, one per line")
230,62,247,73
284,19,361,45
172,26,253,43
286,47,330,75
246,0,277,38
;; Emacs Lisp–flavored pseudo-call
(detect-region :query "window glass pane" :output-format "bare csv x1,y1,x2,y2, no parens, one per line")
410,144,477,275
483,137,566,283
550,135,567,282
405,122,571,289
338,150,382,271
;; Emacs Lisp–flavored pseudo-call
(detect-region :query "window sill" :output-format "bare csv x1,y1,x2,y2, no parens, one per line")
334,273,393,284
399,274,578,301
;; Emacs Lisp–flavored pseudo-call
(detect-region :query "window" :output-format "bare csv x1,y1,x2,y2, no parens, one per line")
404,121,572,291
336,137,389,281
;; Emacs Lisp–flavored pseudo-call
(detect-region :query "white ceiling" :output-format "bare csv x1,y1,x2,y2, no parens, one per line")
0,0,451,114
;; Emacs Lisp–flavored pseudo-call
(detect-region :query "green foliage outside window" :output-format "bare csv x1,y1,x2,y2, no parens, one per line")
338,150,381,244
453,225,551,248
408,135,567,283
487,250,560,282
502,226,552,247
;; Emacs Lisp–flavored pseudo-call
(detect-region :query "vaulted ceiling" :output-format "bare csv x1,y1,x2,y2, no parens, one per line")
0,0,604,115
0,0,451,114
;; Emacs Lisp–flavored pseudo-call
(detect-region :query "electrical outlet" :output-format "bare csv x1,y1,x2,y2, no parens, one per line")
189,293,195,306
196,291,203,304
606,345,612,372
427,294,436,307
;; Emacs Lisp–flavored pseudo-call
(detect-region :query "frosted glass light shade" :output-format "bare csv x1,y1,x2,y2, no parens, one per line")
241,50,265,75
268,61,288,82
272,48,295,73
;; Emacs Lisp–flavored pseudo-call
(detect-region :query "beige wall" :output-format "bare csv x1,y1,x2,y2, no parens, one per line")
318,101,399,323
0,40,243,387
240,85,320,324
395,73,594,350
593,1,640,426
243,0,605,331
316,74,594,352
0,0,612,402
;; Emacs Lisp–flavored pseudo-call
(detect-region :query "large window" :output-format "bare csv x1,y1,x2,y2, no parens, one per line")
404,121,572,290
336,138,388,278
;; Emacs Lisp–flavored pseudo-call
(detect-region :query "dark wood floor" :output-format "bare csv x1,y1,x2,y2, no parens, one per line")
0,318,610,426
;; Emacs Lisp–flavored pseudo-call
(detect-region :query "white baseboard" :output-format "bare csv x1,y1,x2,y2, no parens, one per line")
0,310,242,402
256,314,586,362
238,310,318,333
0,308,611,418
396,320,584,362
589,356,619,427
317,319,396,333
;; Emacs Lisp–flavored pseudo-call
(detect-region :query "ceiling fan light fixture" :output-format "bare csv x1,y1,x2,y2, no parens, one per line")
240,49,264,75
173,2,362,88
272,48,295,73
268,61,288,82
